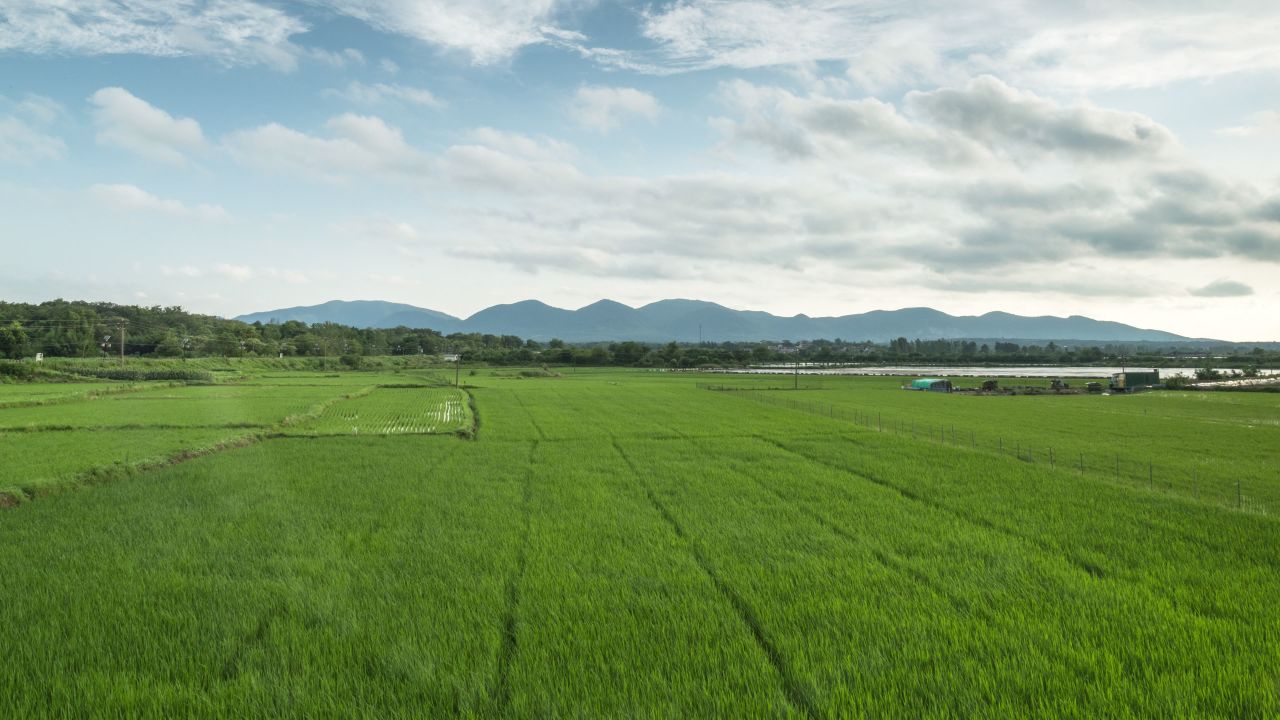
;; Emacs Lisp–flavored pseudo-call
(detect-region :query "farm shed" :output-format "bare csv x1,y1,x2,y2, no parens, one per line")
907,378,953,393
1109,370,1160,393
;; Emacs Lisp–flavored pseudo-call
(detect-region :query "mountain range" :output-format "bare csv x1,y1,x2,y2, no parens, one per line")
234,299,1194,343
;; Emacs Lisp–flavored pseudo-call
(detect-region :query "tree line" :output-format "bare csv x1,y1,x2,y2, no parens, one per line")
3,299,1277,369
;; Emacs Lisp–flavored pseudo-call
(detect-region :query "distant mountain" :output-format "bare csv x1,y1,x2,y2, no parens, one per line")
235,298,1194,343
236,300,462,333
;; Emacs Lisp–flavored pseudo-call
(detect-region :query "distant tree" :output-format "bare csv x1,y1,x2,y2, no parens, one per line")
154,331,184,357
0,322,28,359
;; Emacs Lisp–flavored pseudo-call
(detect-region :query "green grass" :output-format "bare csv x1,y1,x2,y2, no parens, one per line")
0,383,353,431
289,388,470,436
0,427,256,499
0,367,1277,717
703,373,1280,511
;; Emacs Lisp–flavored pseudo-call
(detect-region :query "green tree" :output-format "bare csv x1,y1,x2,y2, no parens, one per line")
154,331,184,358
0,322,29,359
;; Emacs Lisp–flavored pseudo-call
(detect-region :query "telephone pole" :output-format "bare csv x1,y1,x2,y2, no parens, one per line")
118,320,126,367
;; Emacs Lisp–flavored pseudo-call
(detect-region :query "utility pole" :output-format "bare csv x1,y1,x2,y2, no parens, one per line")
794,359,799,390
118,320,126,367
455,351,461,388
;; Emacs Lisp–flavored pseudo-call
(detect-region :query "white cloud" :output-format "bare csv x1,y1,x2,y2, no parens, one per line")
214,263,254,281
323,82,443,108
306,46,365,68
571,86,662,132
225,113,431,182
309,0,580,64
0,94,66,163
607,1,1280,91
443,128,584,194
0,117,64,164
0,0,305,70
1217,110,1280,138
379,58,401,73
89,183,229,222
331,218,421,243
425,75,1280,298
160,265,204,278
89,87,206,165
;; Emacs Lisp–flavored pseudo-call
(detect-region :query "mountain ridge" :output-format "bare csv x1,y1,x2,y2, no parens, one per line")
234,299,1196,343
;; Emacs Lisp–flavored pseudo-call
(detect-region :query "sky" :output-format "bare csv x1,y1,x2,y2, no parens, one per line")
1,1,1279,341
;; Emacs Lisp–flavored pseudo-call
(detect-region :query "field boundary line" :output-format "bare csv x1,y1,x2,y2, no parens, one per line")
1,385,376,509
463,388,480,440
491,439,539,714
1,432,265,508
611,439,823,720
0,380,188,410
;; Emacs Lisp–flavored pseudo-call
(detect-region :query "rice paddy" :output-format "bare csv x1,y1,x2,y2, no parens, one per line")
1,367,1276,717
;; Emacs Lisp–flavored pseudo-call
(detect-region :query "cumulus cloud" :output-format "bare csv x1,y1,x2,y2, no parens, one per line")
214,263,254,281
89,87,206,165
89,183,228,222
904,76,1176,160
0,94,66,163
0,0,306,70
307,0,582,65
713,75,1175,169
571,86,661,132
443,128,584,194
323,82,443,108
1190,279,1254,297
225,113,431,182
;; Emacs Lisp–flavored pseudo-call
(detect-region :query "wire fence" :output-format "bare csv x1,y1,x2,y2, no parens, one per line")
696,383,1272,516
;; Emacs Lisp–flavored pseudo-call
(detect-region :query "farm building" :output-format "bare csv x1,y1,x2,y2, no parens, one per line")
907,378,953,393
1109,370,1160,393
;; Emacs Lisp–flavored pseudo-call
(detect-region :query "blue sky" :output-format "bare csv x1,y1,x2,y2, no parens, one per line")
2,1,1279,340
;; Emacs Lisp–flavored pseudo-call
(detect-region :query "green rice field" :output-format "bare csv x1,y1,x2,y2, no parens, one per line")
1,367,1277,717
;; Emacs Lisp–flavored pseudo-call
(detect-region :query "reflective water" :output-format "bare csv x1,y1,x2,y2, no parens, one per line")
723,366,1279,378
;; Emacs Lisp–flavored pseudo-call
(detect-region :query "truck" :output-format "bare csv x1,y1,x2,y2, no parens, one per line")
1109,370,1160,393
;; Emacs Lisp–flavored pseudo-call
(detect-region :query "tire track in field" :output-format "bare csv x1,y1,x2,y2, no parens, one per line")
218,600,286,680
729,455,998,625
708,439,1145,689
510,391,548,441
753,434,1114,582
611,439,823,720
491,440,539,715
